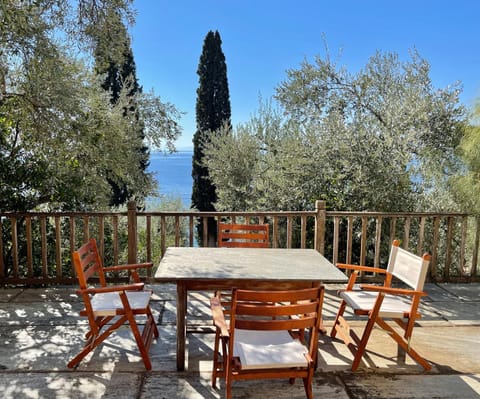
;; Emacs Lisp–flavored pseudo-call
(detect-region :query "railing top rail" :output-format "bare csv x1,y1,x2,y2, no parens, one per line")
326,211,471,217
139,210,319,217
0,211,128,218
0,210,472,218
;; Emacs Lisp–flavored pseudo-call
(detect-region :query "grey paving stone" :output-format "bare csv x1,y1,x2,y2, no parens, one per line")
343,373,480,399
438,283,480,302
140,371,350,399
0,372,141,399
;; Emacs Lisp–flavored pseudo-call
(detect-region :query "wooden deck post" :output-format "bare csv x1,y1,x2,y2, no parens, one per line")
127,201,138,264
315,200,326,255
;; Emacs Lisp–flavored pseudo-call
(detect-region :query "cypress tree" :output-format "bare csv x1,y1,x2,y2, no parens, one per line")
94,10,149,207
192,30,231,245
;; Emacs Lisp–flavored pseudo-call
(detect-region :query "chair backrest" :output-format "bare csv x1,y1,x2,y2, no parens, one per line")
229,286,323,363
72,238,107,289
218,223,269,248
387,240,431,291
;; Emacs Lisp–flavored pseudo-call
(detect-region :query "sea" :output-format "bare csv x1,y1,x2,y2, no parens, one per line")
147,151,193,209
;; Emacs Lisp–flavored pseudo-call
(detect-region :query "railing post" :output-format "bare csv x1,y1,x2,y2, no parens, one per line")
128,201,137,264
314,200,326,255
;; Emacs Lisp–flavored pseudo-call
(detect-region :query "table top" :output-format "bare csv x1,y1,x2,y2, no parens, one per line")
154,247,347,283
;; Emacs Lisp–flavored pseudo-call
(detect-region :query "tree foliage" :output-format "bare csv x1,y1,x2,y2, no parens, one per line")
191,30,231,213
93,8,151,207
0,0,182,211
452,103,480,213
203,49,466,213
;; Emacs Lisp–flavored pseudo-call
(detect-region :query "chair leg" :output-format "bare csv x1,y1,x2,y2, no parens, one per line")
331,299,347,338
68,316,127,369
351,316,377,371
303,368,314,399
120,294,156,371
147,307,160,338
376,318,431,371
125,312,153,370
211,330,221,388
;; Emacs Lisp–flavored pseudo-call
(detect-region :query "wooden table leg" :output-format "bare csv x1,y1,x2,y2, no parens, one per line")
176,282,187,371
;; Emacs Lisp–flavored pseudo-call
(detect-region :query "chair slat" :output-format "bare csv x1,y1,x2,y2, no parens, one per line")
218,223,269,248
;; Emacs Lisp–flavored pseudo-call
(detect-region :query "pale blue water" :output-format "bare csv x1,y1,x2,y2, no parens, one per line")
147,151,193,208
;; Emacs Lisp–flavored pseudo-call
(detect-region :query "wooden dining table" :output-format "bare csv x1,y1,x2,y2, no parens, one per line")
154,247,348,371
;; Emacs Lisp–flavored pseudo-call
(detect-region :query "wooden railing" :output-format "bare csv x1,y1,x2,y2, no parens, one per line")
0,201,478,285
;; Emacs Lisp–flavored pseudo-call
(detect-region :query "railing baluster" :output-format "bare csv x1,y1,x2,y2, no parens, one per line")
10,217,19,278
346,216,353,264
301,215,307,249
403,217,411,250
417,216,426,255
459,216,467,276
445,216,454,280
99,216,105,262
189,216,194,247
472,217,480,278
390,217,397,242
41,216,47,279
83,216,89,242
70,216,76,277
26,216,33,278
113,215,119,265
175,216,180,246
146,215,152,263
55,216,62,278
374,216,382,269
333,216,340,266
272,216,279,248
431,216,440,280
202,217,208,247
360,216,367,268
286,216,292,248
161,215,166,255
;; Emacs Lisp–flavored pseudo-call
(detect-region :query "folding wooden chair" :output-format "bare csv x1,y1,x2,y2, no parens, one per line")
211,285,324,399
218,222,269,248
331,240,431,371
67,238,159,370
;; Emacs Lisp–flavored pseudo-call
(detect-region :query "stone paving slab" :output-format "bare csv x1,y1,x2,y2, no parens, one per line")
12,287,82,303
140,372,351,399
342,373,480,399
438,283,480,302
0,372,142,399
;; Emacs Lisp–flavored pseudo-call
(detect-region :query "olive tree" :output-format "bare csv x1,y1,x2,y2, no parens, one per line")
203,49,466,213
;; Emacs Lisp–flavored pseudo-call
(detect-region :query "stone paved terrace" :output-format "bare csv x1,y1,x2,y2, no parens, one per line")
0,283,479,398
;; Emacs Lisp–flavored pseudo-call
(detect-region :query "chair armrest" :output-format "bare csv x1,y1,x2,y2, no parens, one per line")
210,296,229,337
360,285,427,297
103,262,153,272
77,282,145,295
336,263,387,274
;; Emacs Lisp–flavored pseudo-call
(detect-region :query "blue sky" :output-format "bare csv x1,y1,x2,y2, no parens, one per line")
130,0,480,150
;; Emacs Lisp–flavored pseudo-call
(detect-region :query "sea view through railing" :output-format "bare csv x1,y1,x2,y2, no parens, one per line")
147,150,193,208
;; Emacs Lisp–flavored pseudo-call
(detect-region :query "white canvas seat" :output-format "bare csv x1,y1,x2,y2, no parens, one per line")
89,291,152,317
233,329,309,370
340,291,414,318
331,240,431,371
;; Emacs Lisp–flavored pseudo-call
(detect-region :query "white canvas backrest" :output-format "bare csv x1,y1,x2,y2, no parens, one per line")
387,244,429,291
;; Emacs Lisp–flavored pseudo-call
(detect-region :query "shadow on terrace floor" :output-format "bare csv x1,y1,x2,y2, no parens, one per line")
0,283,479,398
